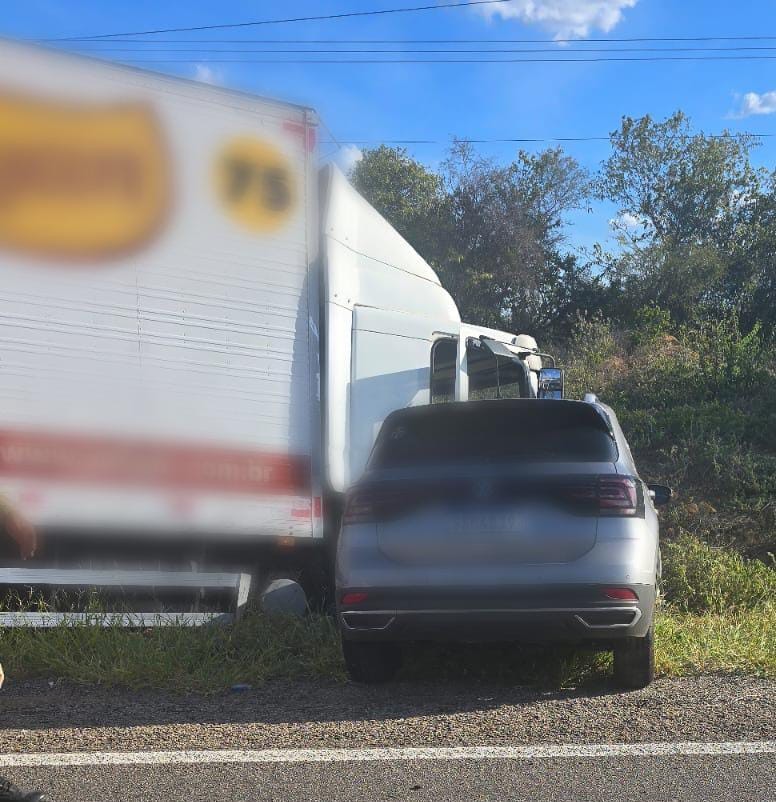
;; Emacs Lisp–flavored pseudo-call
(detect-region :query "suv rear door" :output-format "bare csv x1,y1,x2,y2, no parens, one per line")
366,401,619,565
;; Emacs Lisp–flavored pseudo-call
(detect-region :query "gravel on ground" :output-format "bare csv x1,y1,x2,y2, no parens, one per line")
0,675,773,754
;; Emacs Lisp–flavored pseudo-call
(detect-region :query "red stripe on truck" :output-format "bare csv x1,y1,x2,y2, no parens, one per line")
0,428,311,496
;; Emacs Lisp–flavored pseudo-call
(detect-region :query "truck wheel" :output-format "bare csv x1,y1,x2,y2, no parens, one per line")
342,640,402,684
613,627,655,690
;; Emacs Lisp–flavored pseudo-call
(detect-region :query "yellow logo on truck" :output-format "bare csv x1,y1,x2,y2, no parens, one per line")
0,95,170,262
214,138,296,233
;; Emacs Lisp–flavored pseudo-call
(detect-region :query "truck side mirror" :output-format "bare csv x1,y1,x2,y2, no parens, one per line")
538,368,565,400
647,484,672,506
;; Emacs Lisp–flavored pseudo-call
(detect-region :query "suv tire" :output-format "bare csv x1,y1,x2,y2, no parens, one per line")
342,640,402,684
613,626,655,690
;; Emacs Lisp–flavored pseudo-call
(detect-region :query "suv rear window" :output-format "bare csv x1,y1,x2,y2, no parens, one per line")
370,401,618,468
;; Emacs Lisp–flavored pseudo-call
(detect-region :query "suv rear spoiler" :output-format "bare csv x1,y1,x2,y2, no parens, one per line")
384,398,615,434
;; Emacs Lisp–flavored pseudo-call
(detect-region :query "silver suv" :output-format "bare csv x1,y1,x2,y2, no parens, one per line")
336,398,670,689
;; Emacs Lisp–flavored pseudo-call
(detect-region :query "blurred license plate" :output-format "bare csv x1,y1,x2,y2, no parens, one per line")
451,510,521,534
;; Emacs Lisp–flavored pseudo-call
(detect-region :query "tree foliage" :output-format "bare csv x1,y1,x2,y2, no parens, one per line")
352,141,595,336
599,112,758,247
350,145,446,267
596,111,767,323
348,111,774,342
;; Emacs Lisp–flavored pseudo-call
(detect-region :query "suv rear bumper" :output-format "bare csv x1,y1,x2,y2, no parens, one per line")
338,584,655,643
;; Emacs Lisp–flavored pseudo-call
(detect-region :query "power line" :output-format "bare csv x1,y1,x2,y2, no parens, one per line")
109,54,776,64
329,138,610,144
52,1,516,41
56,46,776,55
51,35,776,45
319,133,772,145
320,118,344,151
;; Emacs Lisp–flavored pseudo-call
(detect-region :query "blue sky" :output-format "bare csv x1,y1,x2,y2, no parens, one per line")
4,1,776,253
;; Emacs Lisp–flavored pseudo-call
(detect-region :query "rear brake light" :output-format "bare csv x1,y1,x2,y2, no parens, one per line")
341,592,368,606
598,476,640,517
562,475,642,517
603,587,639,601
343,488,377,524
342,484,407,524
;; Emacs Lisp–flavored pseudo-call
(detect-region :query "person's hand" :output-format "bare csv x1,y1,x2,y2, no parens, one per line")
0,662,5,690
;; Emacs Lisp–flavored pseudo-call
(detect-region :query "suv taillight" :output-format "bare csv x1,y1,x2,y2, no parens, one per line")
564,475,643,517
597,476,641,516
343,484,405,524
342,487,376,524
344,475,644,523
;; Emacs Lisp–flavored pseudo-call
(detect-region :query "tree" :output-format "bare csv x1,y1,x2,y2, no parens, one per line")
730,171,776,335
600,111,759,247
440,141,593,334
349,117,776,341
597,112,764,323
352,141,598,338
350,145,446,267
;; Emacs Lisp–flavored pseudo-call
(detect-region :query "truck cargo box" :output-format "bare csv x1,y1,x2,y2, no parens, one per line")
0,40,321,542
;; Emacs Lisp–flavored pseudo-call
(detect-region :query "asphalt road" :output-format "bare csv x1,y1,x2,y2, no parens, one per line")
4,753,774,802
1,676,774,801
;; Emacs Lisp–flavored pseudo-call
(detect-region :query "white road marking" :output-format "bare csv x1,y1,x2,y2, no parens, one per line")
0,742,774,768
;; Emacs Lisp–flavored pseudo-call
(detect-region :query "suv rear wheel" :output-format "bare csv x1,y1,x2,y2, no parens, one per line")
613,626,654,689
342,640,402,684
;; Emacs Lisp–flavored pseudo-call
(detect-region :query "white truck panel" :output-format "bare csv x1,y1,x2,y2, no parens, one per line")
321,168,461,490
324,169,459,319
0,41,320,538
349,307,454,483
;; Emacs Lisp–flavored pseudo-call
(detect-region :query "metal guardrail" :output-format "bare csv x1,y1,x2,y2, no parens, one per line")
0,568,252,628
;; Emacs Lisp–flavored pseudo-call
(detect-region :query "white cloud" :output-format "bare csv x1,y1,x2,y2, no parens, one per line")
476,0,638,39
335,144,364,174
610,211,647,231
193,64,223,85
731,90,776,118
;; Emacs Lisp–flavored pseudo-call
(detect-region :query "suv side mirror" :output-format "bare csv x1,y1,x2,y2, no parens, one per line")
647,484,672,507
538,368,565,400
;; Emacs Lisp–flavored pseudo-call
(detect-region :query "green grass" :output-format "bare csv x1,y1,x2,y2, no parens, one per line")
655,605,776,679
0,612,345,693
1,604,773,693
661,533,776,613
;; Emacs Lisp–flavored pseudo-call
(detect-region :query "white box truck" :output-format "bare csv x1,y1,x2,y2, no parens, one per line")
0,40,544,616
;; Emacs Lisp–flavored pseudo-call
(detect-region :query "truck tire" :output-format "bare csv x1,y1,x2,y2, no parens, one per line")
613,627,655,690
342,640,402,684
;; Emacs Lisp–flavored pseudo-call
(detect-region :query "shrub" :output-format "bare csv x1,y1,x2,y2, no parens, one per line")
682,314,766,400
631,304,673,348
562,315,622,400
661,532,776,613
562,311,775,528
620,336,699,411
682,437,776,502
